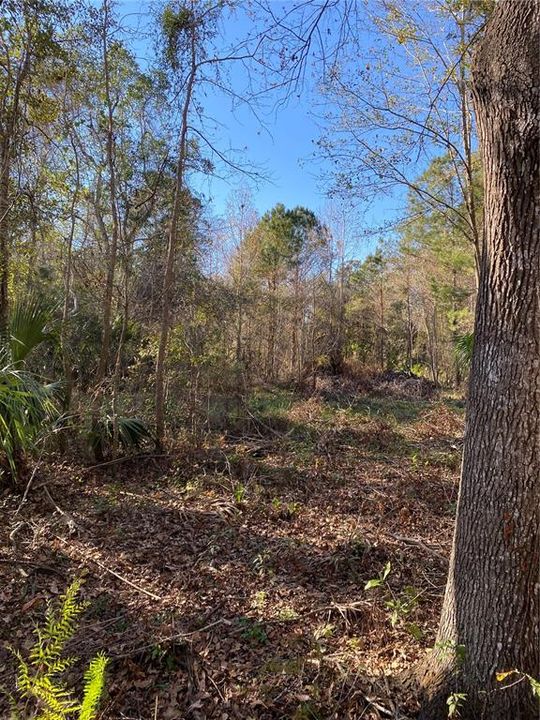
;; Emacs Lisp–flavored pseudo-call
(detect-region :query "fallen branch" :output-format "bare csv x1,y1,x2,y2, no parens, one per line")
0,557,66,577
112,618,229,659
82,453,171,472
14,459,42,516
53,535,162,601
388,533,448,562
43,486,78,534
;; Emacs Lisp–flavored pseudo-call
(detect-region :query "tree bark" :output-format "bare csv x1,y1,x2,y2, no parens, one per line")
266,273,278,381
154,24,197,445
61,133,80,411
96,0,121,386
0,25,31,330
0,141,11,331
418,2,540,718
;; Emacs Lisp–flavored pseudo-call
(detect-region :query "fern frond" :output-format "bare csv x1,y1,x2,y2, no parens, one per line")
9,580,108,720
13,650,31,695
40,580,86,664
46,657,77,676
78,653,108,720
35,709,66,720
0,683,23,720
28,674,77,717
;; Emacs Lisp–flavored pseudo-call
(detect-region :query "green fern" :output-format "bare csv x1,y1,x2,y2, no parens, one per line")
78,655,108,720
8,579,109,720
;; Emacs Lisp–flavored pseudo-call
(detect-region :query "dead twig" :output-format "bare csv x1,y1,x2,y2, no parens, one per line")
0,557,66,577
112,618,230,659
82,453,171,472
42,486,78,534
53,535,162,601
388,533,448,562
14,459,42,516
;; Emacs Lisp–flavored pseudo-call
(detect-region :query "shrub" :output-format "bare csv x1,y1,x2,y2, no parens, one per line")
88,415,155,460
0,295,60,481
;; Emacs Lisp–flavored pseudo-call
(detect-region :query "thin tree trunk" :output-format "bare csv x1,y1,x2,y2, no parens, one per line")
0,142,11,331
417,2,539,718
61,134,81,410
235,286,243,364
266,274,277,381
406,270,413,373
378,279,385,371
457,3,481,256
335,233,345,373
291,263,300,378
96,0,121,385
155,27,197,445
0,32,31,330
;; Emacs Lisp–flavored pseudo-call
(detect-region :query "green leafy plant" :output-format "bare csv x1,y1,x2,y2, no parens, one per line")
7,579,108,719
0,296,60,480
276,606,299,622
9,295,57,366
233,483,246,505
435,640,466,666
0,355,59,479
364,560,391,590
454,332,474,370
365,563,422,637
251,590,267,612
88,415,154,459
271,497,301,520
446,692,467,717
238,617,268,645
386,586,420,628
313,623,335,641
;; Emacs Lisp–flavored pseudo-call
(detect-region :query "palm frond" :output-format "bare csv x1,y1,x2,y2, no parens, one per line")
0,296,60,479
455,332,474,369
9,295,58,365
89,415,154,458
0,359,59,478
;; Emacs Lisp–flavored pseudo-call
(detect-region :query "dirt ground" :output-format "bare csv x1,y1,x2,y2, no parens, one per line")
0,385,464,719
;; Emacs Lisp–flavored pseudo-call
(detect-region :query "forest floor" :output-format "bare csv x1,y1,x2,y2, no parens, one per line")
0,378,465,720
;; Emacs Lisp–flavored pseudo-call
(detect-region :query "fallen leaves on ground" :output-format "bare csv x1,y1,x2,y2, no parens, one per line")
0,387,464,719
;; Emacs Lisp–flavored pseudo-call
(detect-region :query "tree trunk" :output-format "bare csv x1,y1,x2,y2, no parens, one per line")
0,33,31,331
0,142,11,331
266,274,277,381
291,264,299,378
418,2,540,718
331,236,345,375
405,270,413,373
61,134,80,411
154,26,197,446
378,279,385,371
96,0,120,386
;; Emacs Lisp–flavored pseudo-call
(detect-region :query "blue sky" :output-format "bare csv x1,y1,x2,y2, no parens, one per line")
115,0,402,257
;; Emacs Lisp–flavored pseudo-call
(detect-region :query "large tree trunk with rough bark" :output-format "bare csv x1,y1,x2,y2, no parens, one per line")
418,1,539,718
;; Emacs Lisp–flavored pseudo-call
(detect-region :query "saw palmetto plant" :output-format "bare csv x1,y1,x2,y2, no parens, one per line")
0,296,60,481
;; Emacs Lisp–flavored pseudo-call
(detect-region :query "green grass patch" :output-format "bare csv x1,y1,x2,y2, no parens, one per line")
332,396,429,424
248,388,296,416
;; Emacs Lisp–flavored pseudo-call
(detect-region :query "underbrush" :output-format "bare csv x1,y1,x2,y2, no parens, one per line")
0,382,464,719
